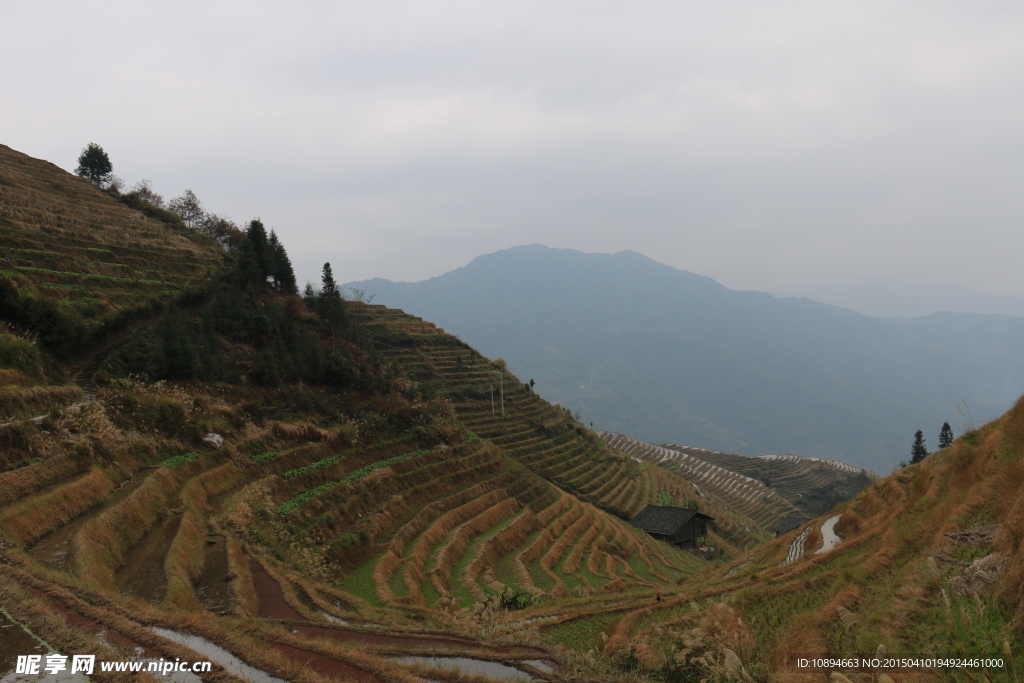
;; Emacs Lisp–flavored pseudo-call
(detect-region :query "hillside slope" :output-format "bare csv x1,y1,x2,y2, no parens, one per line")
0,143,226,355
1,145,748,683
537,399,1024,680
0,144,227,425
345,244,1024,472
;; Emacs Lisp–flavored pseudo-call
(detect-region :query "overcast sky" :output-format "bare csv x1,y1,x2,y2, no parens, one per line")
3,1,1023,297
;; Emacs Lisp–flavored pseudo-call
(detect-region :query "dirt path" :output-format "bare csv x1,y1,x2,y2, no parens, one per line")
0,322,141,428
814,514,842,555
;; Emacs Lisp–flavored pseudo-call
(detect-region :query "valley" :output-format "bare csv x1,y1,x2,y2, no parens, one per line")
1,143,1023,683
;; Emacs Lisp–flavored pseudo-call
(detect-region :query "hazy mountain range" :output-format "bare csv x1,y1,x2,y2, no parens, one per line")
345,245,1024,472
781,280,1024,319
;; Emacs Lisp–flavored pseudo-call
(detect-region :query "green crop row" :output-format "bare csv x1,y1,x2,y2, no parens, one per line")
338,449,429,484
42,283,87,291
7,265,168,285
276,449,432,515
276,481,338,515
251,451,280,463
162,452,201,468
280,452,347,479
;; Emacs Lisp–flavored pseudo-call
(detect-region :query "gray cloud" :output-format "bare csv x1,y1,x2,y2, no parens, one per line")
3,0,1023,295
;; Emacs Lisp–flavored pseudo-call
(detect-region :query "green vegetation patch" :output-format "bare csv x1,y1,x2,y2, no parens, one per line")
277,448,430,515
162,452,201,468
251,451,281,463
545,613,621,652
280,452,347,479
277,481,338,515
338,554,384,607
338,449,429,484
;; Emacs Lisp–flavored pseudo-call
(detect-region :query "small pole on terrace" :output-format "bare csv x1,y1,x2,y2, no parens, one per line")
500,374,505,415
491,385,495,416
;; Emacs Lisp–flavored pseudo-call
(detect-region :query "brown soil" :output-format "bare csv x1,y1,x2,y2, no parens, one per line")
249,560,305,621
116,512,182,603
0,609,47,675
264,641,384,683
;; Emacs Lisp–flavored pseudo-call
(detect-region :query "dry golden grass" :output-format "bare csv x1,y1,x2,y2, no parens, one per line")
461,508,538,600
0,466,115,545
400,490,508,603
0,454,89,507
0,572,162,683
431,497,521,592
163,508,206,611
0,368,35,387
225,534,259,617
74,466,180,589
0,384,82,420
180,462,246,515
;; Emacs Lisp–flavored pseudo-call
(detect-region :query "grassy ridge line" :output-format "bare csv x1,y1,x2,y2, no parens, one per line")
3,264,170,285
0,455,90,507
0,384,82,421
0,467,115,546
276,448,430,515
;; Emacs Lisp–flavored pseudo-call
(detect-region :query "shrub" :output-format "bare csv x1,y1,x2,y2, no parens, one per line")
0,332,41,376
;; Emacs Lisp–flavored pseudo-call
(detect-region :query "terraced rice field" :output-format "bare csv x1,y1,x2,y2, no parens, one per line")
0,144,225,321
599,432,801,531
353,305,670,521
669,446,872,499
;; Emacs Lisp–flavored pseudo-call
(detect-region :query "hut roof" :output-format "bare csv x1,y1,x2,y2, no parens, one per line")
772,515,807,535
630,505,713,535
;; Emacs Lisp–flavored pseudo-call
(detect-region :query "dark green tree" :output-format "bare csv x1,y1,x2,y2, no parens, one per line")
318,262,346,346
268,230,297,294
75,143,113,186
939,421,954,449
911,429,929,464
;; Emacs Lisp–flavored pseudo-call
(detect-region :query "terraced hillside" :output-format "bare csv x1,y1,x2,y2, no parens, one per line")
0,293,714,683
352,304,766,551
0,143,226,351
533,402,1024,682
6,144,1020,682
600,431,802,531
667,445,877,517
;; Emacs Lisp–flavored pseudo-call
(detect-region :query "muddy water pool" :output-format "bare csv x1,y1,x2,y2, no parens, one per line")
116,513,182,603
150,627,287,683
196,535,232,614
0,608,88,683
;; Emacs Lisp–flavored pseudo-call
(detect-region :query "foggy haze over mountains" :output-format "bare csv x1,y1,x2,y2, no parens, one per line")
780,280,1024,320
346,245,1024,472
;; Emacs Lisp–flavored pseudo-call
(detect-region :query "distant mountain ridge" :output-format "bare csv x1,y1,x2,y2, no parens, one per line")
782,280,1024,319
345,245,1024,471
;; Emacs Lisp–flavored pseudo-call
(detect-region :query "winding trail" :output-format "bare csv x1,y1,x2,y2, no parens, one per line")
0,341,121,428
814,514,842,554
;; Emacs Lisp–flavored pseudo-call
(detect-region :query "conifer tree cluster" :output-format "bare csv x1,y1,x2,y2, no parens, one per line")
111,227,374,391
236,219,297,293
911,429,929,464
